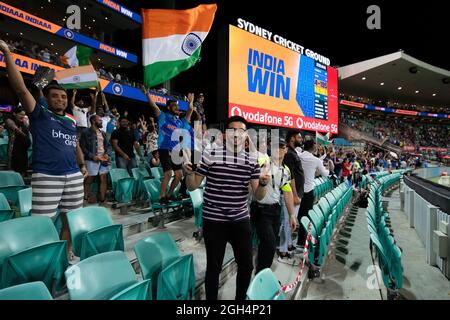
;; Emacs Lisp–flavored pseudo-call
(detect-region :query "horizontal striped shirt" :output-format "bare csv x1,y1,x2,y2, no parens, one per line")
196,146,260,222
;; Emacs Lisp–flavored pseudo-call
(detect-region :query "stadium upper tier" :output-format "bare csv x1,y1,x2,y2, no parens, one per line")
0,0,139,64
339,93,449,116
338,51,450,112
340,109,450,150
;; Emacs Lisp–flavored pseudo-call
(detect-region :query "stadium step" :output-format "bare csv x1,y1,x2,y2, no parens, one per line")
302,203,383,300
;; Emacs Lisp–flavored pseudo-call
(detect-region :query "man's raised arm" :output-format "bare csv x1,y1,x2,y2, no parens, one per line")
0,40,36,113
141,86,161,118
185,93,195,123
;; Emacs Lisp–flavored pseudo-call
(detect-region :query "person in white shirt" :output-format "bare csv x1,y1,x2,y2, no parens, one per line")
253,139,297,271
297,138,330,247
70,89,98,138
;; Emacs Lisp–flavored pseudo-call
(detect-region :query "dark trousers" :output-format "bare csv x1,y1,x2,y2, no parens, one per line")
297,190,314,246
254,204,281,274
203,219,253,300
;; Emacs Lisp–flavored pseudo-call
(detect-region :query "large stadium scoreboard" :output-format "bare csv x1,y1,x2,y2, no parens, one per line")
227,23,338,134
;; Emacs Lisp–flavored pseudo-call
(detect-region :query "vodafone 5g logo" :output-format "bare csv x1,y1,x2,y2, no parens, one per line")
230,106,242,117
296,117,304,129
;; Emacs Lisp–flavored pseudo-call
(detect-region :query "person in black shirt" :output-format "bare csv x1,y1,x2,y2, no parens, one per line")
282,130,305,249
283,130,305,203
111,117,143,174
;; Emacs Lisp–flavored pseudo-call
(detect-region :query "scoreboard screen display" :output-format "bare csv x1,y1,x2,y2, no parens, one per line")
228,25,338,133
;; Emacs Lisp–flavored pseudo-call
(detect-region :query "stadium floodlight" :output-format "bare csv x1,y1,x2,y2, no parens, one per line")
362,77,366,80
415,90,419,93
380,82,384,86
398,87,402,90
432,93,437,96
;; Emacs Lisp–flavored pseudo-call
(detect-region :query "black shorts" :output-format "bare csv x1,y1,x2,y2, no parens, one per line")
159,149,183,172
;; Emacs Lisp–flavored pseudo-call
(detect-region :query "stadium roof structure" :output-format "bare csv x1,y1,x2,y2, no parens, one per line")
338,51,450,108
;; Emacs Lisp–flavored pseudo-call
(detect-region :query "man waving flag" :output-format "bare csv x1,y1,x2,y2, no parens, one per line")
141,4,217,87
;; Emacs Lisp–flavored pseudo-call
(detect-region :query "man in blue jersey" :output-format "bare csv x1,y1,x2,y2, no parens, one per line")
1,40,87,259
143,88,194,203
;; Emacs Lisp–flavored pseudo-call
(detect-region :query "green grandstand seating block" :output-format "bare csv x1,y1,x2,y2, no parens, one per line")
109,279,152,300
67,206,124,260
156,254,196,300
246,268,286,300
65,251,137,300
0,281,52,300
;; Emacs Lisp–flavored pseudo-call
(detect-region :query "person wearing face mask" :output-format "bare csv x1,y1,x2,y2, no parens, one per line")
80,114,112,203
142,87,194,204
0,39,87,261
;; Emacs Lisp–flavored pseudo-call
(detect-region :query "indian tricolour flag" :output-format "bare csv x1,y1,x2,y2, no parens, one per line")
55,65,99,89
141,4,217,87
316,132,334,145
61,45,92,67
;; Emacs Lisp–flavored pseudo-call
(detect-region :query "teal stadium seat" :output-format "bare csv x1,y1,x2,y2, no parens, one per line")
65,251,146,300
17,187,32,217
188,189,203,229
156,254,195,300
0,193,14,222
109,279,152,300
150,167,163,180
131,167,152,201
0,216,68,291
134,232,185,298
0,281,52,300
0,171,27,206
109,169,135,203
67,206,124,260
246,268,286,300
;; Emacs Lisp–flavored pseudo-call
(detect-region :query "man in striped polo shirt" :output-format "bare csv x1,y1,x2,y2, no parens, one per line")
1,40,87,259
185,116,270,300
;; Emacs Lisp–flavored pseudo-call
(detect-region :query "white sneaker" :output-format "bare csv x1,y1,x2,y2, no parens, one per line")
277,253,299,266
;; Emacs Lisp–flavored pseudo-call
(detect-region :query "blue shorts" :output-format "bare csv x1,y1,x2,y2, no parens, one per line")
86,160,110,177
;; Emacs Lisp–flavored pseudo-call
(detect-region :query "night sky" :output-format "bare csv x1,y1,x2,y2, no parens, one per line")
118,1,449,121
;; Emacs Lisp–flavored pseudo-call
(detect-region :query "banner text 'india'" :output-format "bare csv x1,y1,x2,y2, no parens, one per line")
141,4,217,87
228,26,339,134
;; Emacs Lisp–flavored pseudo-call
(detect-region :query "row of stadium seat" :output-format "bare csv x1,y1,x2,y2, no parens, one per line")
302,182,353,267
313,177,333,202
365,173,403,294
246,180,355,300
0,209,196,300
